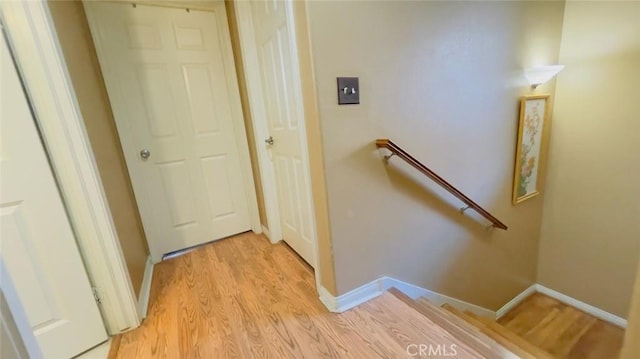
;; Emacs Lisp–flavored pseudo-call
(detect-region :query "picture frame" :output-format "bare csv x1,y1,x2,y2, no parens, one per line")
512,94,551,204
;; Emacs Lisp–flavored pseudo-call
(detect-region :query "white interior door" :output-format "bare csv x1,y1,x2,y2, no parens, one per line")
0,34,107,358
250,1,316,266
84,2,252,260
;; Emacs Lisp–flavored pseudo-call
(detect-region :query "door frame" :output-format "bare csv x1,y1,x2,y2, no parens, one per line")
233,1,321,280
0,1,139,334
82,0,263,262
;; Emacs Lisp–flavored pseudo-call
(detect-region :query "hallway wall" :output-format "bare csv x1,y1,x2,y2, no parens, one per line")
537,0,640,318
304,0,565,309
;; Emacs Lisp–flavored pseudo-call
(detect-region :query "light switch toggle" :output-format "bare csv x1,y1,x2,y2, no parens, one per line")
343,87,356,95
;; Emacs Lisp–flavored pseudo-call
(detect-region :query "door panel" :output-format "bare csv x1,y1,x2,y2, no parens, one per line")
251,1,316,266
85,2,251,259
0,34,107,358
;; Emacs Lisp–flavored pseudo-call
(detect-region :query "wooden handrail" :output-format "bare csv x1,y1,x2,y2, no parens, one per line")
376,139,508,230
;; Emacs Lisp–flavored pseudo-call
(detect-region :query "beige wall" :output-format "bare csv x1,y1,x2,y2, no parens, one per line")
305,1,565,308
48,0,149,296
537,1,640,317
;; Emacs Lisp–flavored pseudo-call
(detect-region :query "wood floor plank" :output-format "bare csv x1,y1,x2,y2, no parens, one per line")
374,294,485,358
469,311,554,359
114,233,496,358
389,290,511,358
106,335,121,359
441,305,537,359
568,321,625,359
499,292,625,359
547,313,597,358
500,294,563,336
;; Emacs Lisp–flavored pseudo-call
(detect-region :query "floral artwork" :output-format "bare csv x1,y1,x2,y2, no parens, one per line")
513,95,549,204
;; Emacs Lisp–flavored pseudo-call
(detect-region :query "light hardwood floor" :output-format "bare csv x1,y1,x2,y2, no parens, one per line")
498,293,625,358
110,232,482,358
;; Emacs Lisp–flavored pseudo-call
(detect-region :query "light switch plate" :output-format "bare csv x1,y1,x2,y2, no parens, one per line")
337,77,359,105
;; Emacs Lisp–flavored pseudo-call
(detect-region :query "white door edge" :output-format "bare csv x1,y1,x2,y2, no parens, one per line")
0,1,139,334
233,0,284,246
282,0,322,275
234,0,322,285
214,2,263,236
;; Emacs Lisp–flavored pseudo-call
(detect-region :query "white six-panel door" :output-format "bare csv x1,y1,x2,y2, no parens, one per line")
85,2,252,260
250,1,316,266
0,34,107,358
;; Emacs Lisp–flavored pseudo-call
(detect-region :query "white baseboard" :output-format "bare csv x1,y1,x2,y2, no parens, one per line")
317,278,627,329
318,276,494,317
319,280,383,313
261,224,281,244
380,277,495,318
496,284,537,319
535,284,626,328
137,256,154,319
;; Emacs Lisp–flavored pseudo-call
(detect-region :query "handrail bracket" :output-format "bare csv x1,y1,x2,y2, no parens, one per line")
376,138,508,230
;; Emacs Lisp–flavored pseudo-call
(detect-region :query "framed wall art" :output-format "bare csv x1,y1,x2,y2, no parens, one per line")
513,94,551,204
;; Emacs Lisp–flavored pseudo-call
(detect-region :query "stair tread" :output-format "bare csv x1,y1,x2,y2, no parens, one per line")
373,292,489,358
441,304,543,359
388,288,517,358
465,310,555,359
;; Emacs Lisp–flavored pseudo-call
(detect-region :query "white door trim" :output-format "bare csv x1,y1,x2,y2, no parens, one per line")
0,1,139,334
233,1,321,283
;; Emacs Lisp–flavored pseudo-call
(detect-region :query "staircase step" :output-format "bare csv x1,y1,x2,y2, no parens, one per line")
441,304,552,359
465,310,556,359
389,289,515,358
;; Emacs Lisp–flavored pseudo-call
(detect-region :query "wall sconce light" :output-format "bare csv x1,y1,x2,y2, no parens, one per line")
525,65,565,89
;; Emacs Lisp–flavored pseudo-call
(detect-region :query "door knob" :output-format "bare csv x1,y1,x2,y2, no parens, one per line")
139,148,151,160
265,136,274,146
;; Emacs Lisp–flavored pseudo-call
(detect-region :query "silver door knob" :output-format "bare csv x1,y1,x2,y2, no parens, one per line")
139,149,151,160
265,136,274,145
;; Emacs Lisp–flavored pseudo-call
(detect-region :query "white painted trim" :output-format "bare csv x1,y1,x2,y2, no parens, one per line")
282,0,323,287
495,284,537,319
233,0,283,246
234,0,321,286
1,1,139,333
137,256,154,319
535,284,627,328
319,276,495,317
380,277,496,318
319,280,384,313
261,225,274,242
317,277,628,329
